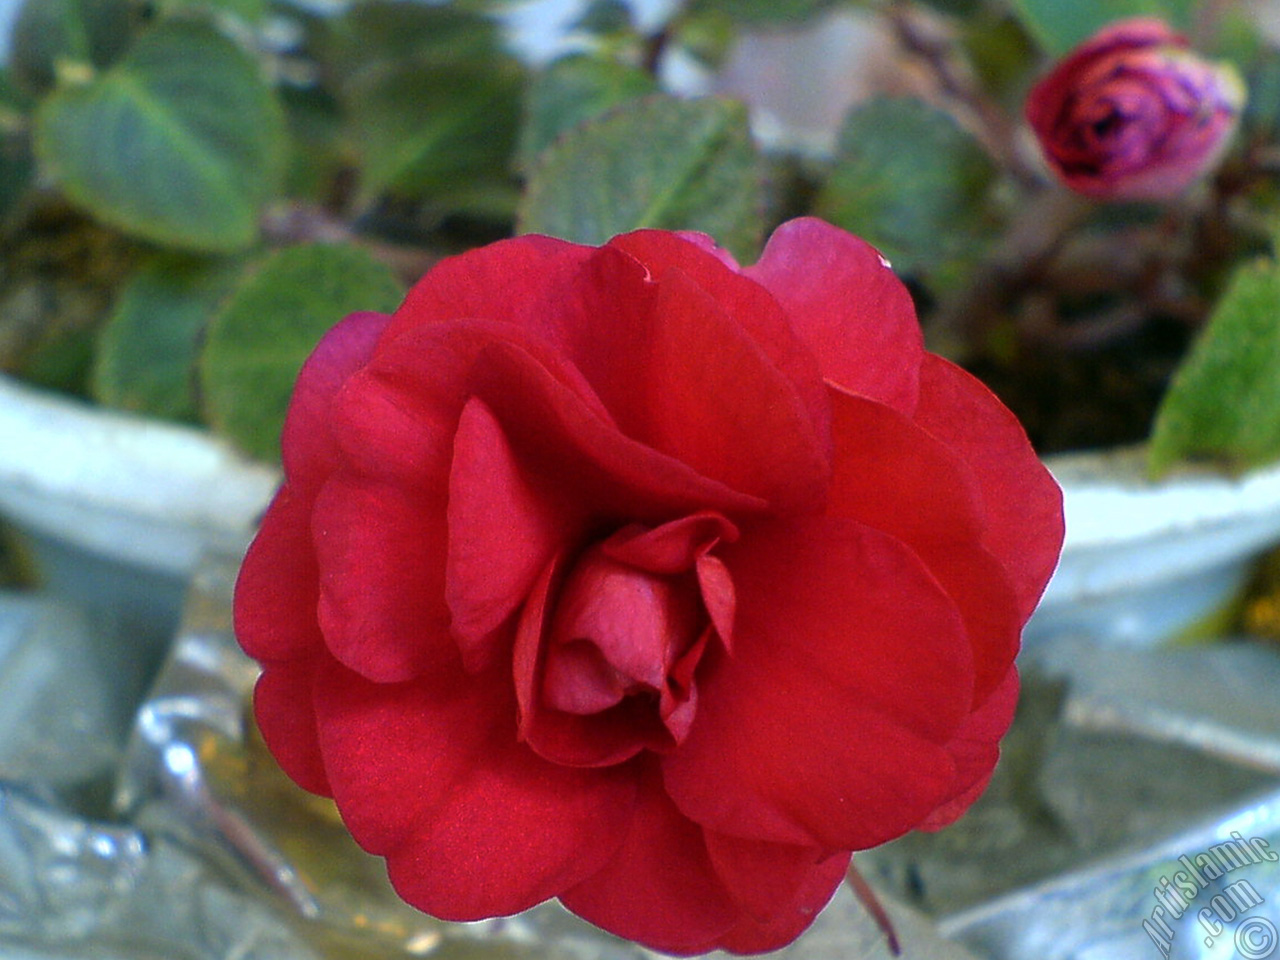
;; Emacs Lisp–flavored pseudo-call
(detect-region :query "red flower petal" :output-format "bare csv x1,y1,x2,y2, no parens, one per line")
447,396,576,672
663,516,969,850
384,234,597,345
607,229,831,452
703,830,843,924
313,656,636,918
562,762,741,955
912,356,1064,622
827,387,1022,704
745,217,924,415
312,476,454,682
281,311,391,488
712,846,852,954
917,667,1019,831
234,485,323,663
1025,18,1184,141
467,335,768,520
628,267,830,512
600,512,739,575
487,240,830,511
236,311,392,665
253,657,330,796
514,555,683,767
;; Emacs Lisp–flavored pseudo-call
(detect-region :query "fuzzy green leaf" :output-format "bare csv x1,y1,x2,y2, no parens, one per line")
686,0,844,25
1149,259,1280,477
346,60,522,207
9,0,137,96
154,0,268,23
816,97,997,286
518,95,762,262
91,254,244,423
517,55,657,172
200,244,405,461
34,19,286,252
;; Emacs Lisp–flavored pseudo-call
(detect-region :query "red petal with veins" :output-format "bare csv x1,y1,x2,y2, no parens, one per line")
827,386,1022,704
447,396,576,672
562,763,741,955
745,217,924,415
663,516,970,850
312,476,454,683
253,657,330,796
314,655,636,918
912,355,1064,622
918,667,1020,831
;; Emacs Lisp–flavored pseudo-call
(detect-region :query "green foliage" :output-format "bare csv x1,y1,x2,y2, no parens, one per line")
816,97,997,286
1009,0,1196,55
519,95,762,262
345,60,522,209
91,254,244,423
517,55,658,173
152,0,268,23
685,0,845,25
319,1,506,88
572,0,634,35
915,0,983,14
279,84,345,202
320,1,523,212
1148,259,1280,477
34,19,287,252
200,244,405,461
0,71,33,224
9,0,137,97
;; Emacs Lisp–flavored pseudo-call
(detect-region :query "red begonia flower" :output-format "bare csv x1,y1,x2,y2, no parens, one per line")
1026,18,1245,201
234,218,1064,954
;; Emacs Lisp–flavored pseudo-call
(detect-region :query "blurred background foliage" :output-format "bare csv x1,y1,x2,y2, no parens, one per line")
1,0,1279,473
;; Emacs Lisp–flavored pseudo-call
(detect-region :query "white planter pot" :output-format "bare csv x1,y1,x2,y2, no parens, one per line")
1025,446,1280,649
3,374,1280,650
0,374,279,642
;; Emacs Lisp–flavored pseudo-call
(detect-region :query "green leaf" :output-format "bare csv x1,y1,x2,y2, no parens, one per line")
517,55,658,173
915,0,982,14
280,83,345,201
0,70,34,223
154,0,269,24
346,59,522,208
91,254,244,423
200,243,405,461
316,1,523,211
686,0,844,25
34,19,287,253
9,0,138,97
572,0,633,35
319,1,505,94
1010,0,1196,55
518,95,763,263
1148,259,1280,477
815,97,997,286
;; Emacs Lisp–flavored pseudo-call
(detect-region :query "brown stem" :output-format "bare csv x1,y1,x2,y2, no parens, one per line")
886,2,1039,186
845,859,901,957
641,27,670,78
926,187,1094,360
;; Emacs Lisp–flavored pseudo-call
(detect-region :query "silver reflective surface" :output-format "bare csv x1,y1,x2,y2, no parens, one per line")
4,552,954,960
5,550,1280,960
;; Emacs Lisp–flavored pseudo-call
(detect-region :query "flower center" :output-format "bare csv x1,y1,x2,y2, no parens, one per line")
514,512,738,768
543,546,703,726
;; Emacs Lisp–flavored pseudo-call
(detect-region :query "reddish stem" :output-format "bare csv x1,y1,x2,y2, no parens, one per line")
845,859,901,957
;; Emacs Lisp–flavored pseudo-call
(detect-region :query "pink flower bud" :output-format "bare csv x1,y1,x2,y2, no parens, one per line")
1026,18,1245,201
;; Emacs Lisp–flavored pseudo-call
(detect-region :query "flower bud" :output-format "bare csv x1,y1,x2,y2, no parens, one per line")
1026,18,1245,201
